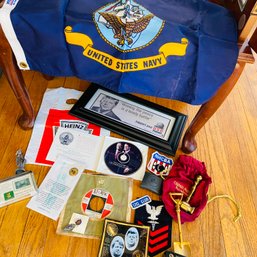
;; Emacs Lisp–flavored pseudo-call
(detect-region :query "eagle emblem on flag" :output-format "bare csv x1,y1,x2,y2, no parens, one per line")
94,0,164,51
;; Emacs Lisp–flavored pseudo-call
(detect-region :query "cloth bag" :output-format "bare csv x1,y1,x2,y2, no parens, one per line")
162,155,212,223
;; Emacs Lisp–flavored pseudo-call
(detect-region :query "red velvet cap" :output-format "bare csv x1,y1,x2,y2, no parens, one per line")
162,155,212,223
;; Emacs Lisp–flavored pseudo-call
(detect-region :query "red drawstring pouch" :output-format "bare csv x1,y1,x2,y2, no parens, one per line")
162,155,212,223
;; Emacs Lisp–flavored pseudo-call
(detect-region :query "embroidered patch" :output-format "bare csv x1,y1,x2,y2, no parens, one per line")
135,200,172,256
147,151,173,176
130,195,151,209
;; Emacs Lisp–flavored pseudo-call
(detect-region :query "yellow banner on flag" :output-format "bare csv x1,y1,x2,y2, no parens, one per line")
64,26,188,72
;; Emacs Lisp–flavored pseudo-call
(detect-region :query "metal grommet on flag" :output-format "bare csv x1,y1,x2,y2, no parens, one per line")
19,62,28,69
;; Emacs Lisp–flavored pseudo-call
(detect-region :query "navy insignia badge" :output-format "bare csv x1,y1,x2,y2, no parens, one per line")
135,200,172,256
94,0,164,52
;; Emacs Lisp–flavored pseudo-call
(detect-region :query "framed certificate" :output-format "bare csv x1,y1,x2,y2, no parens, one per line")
69,84,187,155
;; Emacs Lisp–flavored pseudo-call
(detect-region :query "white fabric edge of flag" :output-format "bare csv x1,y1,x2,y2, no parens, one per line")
0,0,30,70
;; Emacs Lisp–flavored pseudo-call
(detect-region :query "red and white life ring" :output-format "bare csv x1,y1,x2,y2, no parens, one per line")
81,188,114,219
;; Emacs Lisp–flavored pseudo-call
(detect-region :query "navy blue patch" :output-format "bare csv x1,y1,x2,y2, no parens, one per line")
130,195,151,209
135,200,172,256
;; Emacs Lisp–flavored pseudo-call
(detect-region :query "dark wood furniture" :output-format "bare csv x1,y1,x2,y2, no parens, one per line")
0,0,256,153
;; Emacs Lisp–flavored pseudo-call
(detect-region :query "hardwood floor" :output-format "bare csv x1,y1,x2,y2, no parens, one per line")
0,61,256,257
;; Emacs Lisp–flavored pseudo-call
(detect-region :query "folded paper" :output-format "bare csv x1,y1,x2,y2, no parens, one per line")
47,128,148,180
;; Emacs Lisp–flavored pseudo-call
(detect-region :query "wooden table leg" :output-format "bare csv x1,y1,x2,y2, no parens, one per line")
182,61,246,153
0,26,35,129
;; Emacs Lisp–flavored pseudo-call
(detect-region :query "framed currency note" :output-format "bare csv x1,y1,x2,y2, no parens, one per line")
0,171,38,208
98,219,150,257
69,84,187,155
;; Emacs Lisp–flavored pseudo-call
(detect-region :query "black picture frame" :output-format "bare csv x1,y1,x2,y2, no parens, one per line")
98,219,150,257
69,83,187,156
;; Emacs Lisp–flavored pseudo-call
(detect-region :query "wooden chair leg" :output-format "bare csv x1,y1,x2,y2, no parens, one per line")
182,61,246,153
42,74,54,80
0,26,34,129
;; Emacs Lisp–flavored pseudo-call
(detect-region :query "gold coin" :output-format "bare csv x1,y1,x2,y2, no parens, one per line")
132,250,144,257
69,168,78,176
106,223,118,237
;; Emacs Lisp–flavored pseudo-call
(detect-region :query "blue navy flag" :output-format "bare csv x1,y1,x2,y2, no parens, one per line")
2,0,238,104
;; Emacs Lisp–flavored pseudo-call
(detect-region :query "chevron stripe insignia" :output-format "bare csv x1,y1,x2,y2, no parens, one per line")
135,200,172,256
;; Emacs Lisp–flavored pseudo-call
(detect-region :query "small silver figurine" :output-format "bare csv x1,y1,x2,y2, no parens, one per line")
15,149,26,174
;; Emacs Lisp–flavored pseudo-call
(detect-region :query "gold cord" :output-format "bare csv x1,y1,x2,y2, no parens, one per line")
207,194,242,222
160,172,165,180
